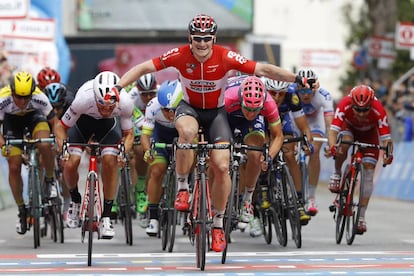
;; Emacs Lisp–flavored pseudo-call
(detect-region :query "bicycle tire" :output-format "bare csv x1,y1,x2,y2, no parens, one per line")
196,173,207,271
120,166,133,246
260,208,272,244
282,165,302,248
222,169,237,264
335,165,350,244
166,170,177,253
300,159,309,208
269,170,287,247
29,167,41,249
50,201,64,243
87,173,96,267
346,165,364,245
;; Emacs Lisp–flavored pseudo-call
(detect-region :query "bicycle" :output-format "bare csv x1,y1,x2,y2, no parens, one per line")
151,139,178,252
264,137,303,249
177,129,230,271
328,134,392,245
116,141,134,246
62,140,120,266
5,132,57,249
222,130,264,264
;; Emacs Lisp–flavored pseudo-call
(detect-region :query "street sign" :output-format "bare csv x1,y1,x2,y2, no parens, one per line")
396,22,414,49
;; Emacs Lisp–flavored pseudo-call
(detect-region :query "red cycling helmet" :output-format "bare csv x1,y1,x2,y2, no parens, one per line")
350,85,375,108
37,66,61,90
188,14,217,35
239,76,266,110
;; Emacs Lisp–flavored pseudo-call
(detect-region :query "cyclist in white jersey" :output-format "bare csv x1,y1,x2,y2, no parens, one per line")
293,69,334,216
55,71,134,239
140,80,182,236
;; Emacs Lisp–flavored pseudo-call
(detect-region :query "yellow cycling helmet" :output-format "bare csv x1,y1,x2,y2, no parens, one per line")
10,72,36,97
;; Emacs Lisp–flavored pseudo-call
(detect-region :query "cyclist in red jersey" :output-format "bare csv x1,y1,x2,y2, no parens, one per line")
324,85,394,234
113,14,308,252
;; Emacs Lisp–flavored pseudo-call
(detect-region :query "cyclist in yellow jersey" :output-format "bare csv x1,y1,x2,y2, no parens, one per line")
0,71,62,235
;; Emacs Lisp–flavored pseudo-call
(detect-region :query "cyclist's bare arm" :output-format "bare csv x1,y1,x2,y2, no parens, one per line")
254,63,296,83
122,128,134,154
54,120,69,151
268,122,283,160
294,115,313,142
118,60,156,88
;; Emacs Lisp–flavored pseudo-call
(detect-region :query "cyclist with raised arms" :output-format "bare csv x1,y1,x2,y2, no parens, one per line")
262,78,313,224
128,73,158,217
55,71,134,239
225,75,283,237
140,79,182,236
113,14,308,252
325,85,393,234
0,72,60,234
292,69,334,216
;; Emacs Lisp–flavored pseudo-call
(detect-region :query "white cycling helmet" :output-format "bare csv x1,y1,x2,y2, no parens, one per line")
297,68,318,80
93,71,120,104
136,73,157,92
261,77,290,92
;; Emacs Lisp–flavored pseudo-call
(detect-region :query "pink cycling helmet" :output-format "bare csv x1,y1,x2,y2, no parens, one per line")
239,76,266,110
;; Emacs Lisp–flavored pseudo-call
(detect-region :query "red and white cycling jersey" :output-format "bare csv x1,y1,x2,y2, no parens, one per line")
152,45,257,109
331,95,391,141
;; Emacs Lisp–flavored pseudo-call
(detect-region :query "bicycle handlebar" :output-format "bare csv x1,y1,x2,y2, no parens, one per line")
335,134,392,167
5,136,56,146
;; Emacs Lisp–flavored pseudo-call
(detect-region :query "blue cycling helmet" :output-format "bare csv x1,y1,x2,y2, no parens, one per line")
44,82,67,108
157,80,183,109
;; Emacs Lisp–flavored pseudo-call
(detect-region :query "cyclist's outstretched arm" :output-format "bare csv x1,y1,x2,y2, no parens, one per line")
118,60,156,89
122,128,134,155
268,122,283,161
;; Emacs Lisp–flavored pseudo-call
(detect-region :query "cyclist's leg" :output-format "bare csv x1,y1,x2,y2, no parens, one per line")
174,102,198,211
356,129,379,234
146,160,167,236
63,148,82,228
133,143,149,214
205,107,232,252
307,132,324,215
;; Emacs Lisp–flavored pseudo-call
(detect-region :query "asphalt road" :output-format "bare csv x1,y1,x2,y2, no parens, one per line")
1,182,414,275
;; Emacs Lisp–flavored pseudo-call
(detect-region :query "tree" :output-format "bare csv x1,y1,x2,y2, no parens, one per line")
340,0,414,93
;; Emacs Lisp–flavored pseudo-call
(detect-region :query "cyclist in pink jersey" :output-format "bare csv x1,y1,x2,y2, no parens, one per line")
113,14,308,252
225,75,283,237
325,85,394,234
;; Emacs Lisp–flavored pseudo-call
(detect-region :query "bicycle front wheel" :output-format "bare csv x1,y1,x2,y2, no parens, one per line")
162,168,177,252
87,173,96,267
29,166,41,249
50,200,64,243
282,165,301,248
269,170,287,247
120,167,133,246
195,174,207,271
346,165,364,245
222,169,237,264
335,165,349,244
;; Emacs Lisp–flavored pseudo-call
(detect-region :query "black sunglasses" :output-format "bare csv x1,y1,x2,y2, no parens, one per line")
140,92,157,97
352,105,371,113
191,35,214,43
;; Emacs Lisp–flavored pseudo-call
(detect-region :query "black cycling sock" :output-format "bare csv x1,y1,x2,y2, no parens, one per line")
69,188,82,203
102,199,113,217
148,203,159,219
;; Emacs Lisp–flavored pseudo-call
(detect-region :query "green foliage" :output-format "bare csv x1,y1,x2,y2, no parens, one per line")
341,0,414,89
